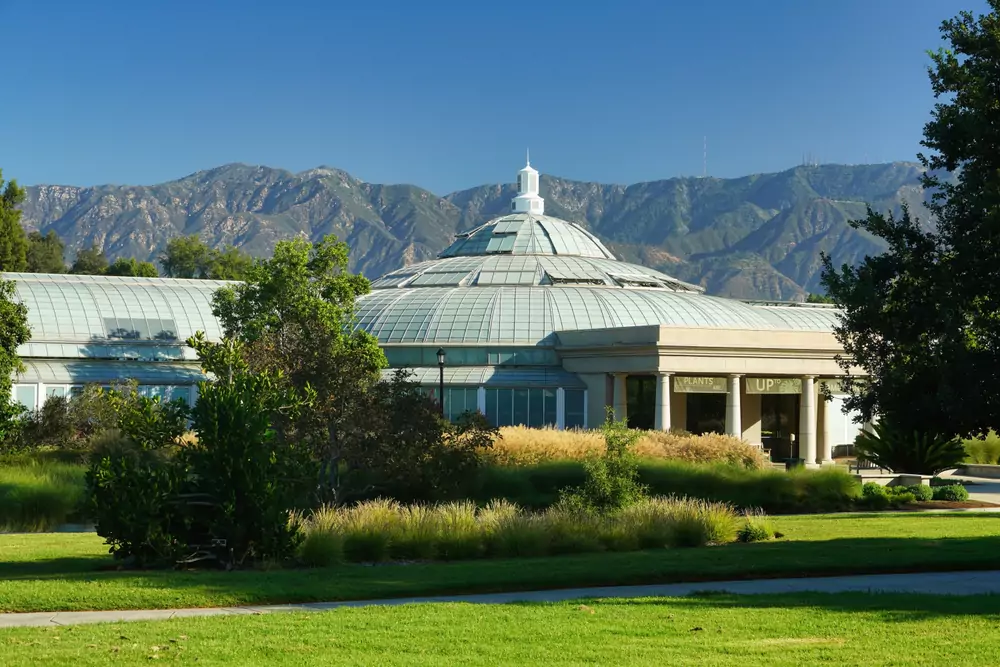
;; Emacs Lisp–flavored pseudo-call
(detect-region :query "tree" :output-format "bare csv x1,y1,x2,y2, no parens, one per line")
159,235,212,279
106,257,158,277
70,245,109,275
0,170,28,272
805,292,834,304
26,230,66,273
820,1,1000,437
0,277,31,443
159,235,253,280
210,245,253,280
200,235,386,503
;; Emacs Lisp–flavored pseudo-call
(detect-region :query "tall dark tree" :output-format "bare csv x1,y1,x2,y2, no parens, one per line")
0,170,28,272
0,277,31,442
821,0,1000,437
70,246,110,275
26,230,67,273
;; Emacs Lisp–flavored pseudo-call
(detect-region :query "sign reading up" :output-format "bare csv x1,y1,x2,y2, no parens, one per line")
745,377,802,394
673,376,728,394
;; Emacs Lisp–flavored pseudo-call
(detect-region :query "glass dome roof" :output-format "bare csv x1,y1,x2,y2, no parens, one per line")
440,214,617,260
358,191,840,345
356,286,840,345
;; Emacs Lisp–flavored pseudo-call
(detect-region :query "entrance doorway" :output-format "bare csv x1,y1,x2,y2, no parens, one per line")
686,393,725,434
626,375,655,430
761,394,799,460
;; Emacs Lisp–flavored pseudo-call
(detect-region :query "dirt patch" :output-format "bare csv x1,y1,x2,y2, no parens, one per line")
900,500,998,510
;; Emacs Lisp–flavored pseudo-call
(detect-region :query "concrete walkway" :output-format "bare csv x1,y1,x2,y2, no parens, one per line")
3,570,1000,629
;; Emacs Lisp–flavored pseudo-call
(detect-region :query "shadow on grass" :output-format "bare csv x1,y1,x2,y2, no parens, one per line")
602,590,1000,621
5,534,1000,612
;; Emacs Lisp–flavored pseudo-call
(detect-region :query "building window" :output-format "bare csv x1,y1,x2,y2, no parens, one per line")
517,174,522,191
511,201,517,211
565,389,586,428
442,386,479,422
485,387,560,428
14,385,37,410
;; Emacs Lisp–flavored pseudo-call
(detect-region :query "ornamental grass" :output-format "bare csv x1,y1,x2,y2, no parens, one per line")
488,426,767,469
295,495,742,565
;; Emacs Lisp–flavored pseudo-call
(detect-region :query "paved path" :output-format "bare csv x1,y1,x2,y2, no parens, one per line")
4,570,1000,629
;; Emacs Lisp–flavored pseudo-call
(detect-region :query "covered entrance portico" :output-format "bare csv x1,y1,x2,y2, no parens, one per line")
556,324,860,466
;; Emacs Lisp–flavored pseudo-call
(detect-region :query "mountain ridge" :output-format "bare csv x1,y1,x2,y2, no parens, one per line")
17,161,930,301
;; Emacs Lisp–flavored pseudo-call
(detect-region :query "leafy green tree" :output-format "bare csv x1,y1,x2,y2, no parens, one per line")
805,292,834,304
821,1,1000,437
159,234,212,279
0,277,30,443
159,235,253,280
70,245,109,275
26,230,66,273
0,170,28,272
209,245,253,280
201,235,385,502
106,257,158,277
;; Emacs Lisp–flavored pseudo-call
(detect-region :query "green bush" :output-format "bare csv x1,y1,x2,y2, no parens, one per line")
855,420,965,474
736,509,776,543
85,430,182,565
0,458,86,531
963,430,1000,464
932,484,970,502
907,484,934,502
475,459,859,514
559,409,647,513
183,373,314,566
296,495,743,564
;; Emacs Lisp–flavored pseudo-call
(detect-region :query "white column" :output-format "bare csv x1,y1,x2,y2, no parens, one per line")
725,374,742,439
189,384,200,407
800,376,818,466
654,372,672,431
477,386,487,416
612,373,628,422
820,392,835,464
555,387,566,430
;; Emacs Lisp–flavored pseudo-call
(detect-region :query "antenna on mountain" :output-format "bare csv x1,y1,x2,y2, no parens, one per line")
702,136,707,177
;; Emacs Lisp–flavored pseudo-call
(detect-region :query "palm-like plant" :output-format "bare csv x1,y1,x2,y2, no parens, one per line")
855,420,965,475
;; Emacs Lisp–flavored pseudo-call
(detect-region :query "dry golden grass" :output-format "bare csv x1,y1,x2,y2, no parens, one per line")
487,426,767,469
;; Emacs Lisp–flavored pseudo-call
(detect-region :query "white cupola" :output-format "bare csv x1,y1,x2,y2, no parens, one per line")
511,150,544,214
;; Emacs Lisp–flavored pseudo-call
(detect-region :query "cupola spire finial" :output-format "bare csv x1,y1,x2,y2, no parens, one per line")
511,154,544,215
526,148,530,167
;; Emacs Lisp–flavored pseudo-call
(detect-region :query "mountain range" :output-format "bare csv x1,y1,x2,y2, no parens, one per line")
17,162,932,301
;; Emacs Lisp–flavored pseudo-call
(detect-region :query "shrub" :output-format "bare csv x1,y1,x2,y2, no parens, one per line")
933,484,970,502
664,497,738,547
473,459,860,514
85,430,182,565
183,372,313,566
487,426,766,469
963,430,1000,464
858,482,891,510
855,420,965,474
737,509,776,543
559,409,647,513
907,484,934,502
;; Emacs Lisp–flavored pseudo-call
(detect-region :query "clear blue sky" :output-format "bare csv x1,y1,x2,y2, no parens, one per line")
0,0,987,193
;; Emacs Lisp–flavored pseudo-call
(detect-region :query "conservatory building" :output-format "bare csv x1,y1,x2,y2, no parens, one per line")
4,158,864,465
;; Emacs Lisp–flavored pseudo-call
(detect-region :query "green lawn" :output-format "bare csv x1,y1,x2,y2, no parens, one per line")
3,593,1000,665
3,513,1000,614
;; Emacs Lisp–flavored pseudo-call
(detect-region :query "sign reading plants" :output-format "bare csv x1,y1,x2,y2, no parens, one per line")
673,376,727,393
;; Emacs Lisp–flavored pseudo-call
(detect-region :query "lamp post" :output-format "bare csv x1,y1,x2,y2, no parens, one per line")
436,348,446,418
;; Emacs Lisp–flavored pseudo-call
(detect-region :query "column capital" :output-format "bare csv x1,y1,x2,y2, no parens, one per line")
802,374,818,380
728,373,743,379
655,370,673,377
